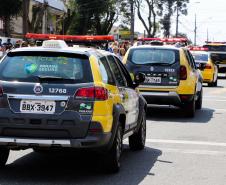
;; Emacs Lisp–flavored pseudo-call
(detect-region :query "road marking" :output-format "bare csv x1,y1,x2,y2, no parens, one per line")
204,96,226,99
207,88,226,95
151,147,226,156
204,99,226,102
146,139,226,147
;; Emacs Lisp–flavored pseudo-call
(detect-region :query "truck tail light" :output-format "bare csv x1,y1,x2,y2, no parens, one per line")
180,65,187,80
75,87,108,100
205,64,212,69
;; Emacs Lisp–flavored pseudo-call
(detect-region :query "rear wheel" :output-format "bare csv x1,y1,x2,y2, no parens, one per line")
0,148,9,167
129,110,146,151
213,78,218,87
183,98,195,118
104,124,123,173
196,88,203,110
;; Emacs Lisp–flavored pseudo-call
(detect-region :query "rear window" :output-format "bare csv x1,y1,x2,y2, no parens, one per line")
128,48,178,65
0,51,93,83
192,53,208,62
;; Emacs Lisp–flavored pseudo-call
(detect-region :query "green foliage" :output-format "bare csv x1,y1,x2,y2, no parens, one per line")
0,0,22,36
0,0,22,18
160,0,190,37
68,0,120,35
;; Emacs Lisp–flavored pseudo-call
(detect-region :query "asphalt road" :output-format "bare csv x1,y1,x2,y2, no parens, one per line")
2,79,226,185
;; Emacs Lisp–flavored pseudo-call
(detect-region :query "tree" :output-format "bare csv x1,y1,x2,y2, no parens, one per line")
135,0,163,37
160,0,174,37
22,0,49,34
175,0,189,36
0,0,22,37
69,0,120,35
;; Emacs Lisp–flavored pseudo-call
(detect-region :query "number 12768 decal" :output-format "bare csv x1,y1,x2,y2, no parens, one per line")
49,88,67,94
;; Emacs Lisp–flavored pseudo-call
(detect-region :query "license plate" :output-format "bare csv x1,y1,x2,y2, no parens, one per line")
145,77,161,84
20,100,56,114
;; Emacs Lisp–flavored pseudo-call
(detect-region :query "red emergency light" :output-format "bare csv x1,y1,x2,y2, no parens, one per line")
25,33,115,42
138,37,188,43
188,46,209,51
162,38,188,43
138,38,162,41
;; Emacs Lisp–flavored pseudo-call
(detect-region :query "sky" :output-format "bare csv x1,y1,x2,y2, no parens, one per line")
134,0,226,45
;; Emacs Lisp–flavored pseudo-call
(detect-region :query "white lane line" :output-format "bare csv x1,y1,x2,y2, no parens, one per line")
204,99,226,102
204,96,226,99
149,147,226,156
146,139,226,147
214,108,226,112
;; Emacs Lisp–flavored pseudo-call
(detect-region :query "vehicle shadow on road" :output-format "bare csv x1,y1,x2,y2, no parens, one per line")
146,106,215,123
0,146,162,185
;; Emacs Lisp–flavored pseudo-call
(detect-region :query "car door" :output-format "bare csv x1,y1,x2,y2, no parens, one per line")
107,55,139,131
186,50,202,93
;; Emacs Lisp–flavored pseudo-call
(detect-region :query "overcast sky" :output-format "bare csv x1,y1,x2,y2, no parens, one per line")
135,0,226,45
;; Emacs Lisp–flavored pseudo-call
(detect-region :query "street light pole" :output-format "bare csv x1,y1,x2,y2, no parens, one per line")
194,14,197,45
130,0,135,44
175,0,179,37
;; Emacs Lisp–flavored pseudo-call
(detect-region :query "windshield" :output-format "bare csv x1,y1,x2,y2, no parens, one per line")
0,52,93,83
129,48,178,65
192,53,208,62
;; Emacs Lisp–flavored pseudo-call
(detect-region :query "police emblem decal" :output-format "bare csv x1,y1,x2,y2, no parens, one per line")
33,84,43,94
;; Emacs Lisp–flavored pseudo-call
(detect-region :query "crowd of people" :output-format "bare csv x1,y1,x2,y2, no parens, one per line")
108,41,132,60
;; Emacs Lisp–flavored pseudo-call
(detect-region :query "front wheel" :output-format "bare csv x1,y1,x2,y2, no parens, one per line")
104,125,123,173
0,148,9,167
129,110,146,151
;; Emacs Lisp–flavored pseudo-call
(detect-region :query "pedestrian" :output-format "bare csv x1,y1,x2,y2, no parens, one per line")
119,48,126,61
113,46,120,57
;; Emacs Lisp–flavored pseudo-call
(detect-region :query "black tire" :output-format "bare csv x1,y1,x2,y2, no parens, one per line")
196,88,203,110
129,110,146,151
104,125,123,173
208,82,213,87
213,78,218,87
0,148,9,167
183,98,195,118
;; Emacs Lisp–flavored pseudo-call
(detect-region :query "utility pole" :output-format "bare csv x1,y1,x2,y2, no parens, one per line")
207,28,209,43
175,0,179,37
130,0,135,44
194,14,197,46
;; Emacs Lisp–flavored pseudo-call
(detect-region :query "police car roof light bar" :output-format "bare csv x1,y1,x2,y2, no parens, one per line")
188,46,209,51
25,33,115,42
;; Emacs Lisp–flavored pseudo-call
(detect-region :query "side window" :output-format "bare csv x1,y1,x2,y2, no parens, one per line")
99,57,115,85
184,49,195,69
107,55,127,87
114,56,134,88
187,50,197,69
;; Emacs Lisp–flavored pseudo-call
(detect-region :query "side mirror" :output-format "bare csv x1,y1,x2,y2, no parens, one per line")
196,63,205,70
134,72,146,84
